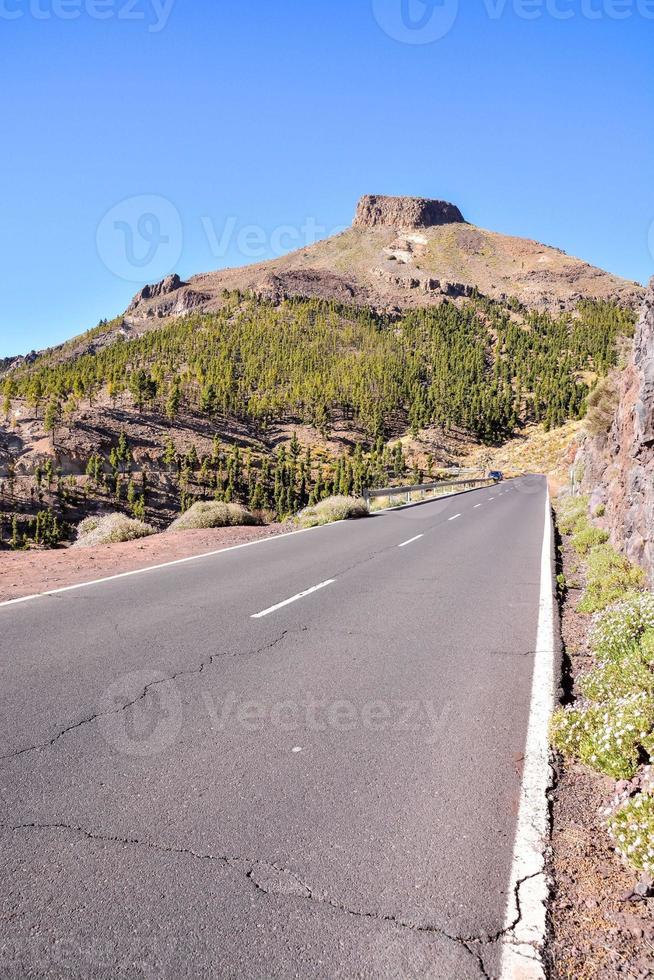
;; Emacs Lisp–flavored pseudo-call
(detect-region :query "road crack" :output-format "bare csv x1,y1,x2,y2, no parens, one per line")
0,819,538,977
0,631,289,765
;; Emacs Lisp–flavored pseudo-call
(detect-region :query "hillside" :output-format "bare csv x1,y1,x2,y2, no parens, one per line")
125,195,644,323
0,196,643,548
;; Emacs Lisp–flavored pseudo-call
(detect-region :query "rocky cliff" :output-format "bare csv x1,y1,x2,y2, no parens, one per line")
353,195,465,229
578,278,654,582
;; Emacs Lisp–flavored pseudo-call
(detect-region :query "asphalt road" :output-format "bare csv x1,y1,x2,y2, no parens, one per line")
0,477,549,979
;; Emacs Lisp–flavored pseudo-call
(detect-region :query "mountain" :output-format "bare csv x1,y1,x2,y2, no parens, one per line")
126,195,643,323
0,195,644,547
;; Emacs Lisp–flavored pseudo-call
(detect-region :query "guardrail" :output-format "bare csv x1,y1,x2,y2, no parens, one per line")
362,477,496,510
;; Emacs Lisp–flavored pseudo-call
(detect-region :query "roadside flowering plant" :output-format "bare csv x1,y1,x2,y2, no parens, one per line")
607,792,654,876
550,691,654,780
590,594,654,663
580,648,654,703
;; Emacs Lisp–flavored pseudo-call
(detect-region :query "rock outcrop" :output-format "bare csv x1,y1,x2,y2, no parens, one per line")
127,273,186,311
577,278,654,583
353,195,465,230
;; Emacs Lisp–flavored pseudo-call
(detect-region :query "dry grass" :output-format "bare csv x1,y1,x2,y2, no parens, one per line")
73,513,155,548
585,375,619,437
167,501,260,532
462,421,583,488
295,495,368,528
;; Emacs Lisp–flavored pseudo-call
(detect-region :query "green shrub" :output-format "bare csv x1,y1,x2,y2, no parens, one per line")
571,521,609,556
556,495,590,536
577,544,646,613
593,504,606,518
607,793,654,876
167,501,260,532
296,495,368,528
550,692,654,780
590,594,654,662
74,513,155,548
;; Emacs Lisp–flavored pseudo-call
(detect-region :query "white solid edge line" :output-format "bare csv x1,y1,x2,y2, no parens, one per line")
0,520,349,610
448,514,461,522
251,579,336,619
499,486,554,980
398,534,424,548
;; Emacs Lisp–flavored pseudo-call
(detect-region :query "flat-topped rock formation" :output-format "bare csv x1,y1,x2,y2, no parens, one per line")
353,195,465,230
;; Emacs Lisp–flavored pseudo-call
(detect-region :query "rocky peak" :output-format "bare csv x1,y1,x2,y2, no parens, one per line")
353,195,465,230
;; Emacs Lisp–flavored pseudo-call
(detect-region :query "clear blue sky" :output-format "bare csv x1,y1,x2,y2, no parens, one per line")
1,0,652,356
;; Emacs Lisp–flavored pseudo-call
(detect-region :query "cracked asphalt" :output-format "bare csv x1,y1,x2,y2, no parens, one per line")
0,477,548,979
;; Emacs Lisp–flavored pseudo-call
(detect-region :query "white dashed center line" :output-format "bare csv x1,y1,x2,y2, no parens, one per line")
398,534,424,548
251,580,336,619
474,504,482,509
448,514,461,522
